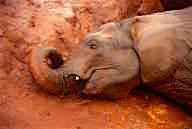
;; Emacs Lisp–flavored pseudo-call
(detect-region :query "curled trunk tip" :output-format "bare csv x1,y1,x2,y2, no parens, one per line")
29,43,64,94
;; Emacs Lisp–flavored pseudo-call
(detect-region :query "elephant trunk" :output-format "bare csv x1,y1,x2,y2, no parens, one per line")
29,43,79,95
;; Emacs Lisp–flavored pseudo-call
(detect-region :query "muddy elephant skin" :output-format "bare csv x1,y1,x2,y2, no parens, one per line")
29,7,192,108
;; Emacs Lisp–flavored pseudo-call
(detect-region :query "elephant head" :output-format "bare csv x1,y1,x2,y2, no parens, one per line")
29,7,192,101
29,22,141,98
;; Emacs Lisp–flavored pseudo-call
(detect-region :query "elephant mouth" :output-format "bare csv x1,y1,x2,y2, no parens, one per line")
44,49,106,96
42,49,87,95
65,72,94,95
62,67,108,96
66,67,113,97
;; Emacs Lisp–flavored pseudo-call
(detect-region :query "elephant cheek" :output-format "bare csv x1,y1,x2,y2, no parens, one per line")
82,86,103,95
82,82,132,99
82,80,104,95
81,74,131,98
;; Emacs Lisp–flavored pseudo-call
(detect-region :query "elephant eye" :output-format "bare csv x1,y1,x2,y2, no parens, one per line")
88,40,98,49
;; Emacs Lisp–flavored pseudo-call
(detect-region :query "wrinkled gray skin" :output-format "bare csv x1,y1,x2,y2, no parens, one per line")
30,7,192,108
63,22,141,98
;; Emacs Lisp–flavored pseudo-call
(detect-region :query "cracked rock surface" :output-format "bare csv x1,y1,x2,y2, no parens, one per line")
0,0,191,129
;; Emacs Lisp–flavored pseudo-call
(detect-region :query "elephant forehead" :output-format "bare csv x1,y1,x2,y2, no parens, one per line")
84,22,121,40
84,28,133,48
97,22,120,36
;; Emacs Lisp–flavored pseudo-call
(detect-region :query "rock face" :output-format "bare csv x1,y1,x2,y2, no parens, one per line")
2,0,164,53
0,0,191,129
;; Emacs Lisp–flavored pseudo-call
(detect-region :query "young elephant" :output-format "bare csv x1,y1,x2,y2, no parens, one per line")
29,7,192,108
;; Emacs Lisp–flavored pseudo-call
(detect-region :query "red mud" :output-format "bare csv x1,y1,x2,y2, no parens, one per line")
0,0,191,129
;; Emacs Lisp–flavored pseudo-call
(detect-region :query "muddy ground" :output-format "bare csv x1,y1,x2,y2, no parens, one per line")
0,0,192,129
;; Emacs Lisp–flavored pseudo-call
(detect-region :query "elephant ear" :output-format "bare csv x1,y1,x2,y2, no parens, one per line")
129,9,192,84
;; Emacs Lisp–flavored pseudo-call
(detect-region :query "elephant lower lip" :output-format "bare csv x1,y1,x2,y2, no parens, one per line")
66,74,86,90
63,69,97,95
66,74,81,81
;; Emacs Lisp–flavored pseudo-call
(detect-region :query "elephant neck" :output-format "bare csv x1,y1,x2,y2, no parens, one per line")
148,49,192,109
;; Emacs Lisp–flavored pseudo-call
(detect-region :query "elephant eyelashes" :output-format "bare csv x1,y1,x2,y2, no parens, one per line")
88,40,98,49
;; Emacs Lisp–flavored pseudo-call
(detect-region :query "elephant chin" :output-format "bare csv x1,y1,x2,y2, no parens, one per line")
79,72,125,99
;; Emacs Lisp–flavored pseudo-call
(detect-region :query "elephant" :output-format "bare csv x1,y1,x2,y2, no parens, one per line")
29,6,192,108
